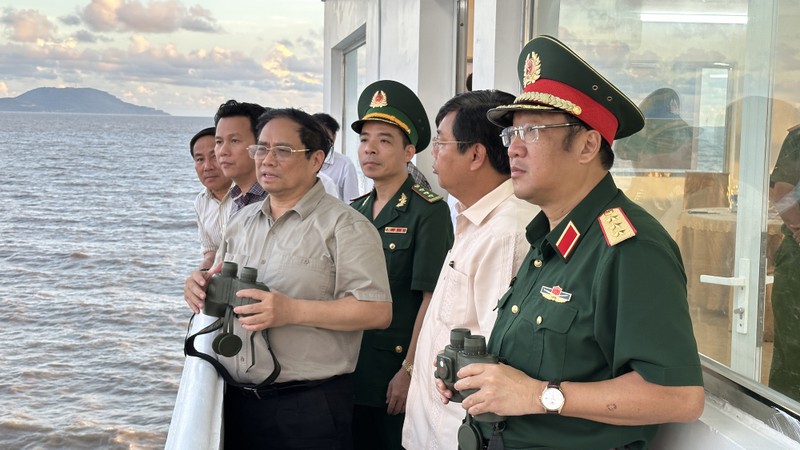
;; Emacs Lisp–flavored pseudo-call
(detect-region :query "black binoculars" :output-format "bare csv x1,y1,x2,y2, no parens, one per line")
435,328,505,423
203,261,269,357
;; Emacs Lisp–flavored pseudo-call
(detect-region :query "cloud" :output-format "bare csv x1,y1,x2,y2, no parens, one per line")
80,0,120,32
59,15,83,27
72,29,112,43
180,5,219,33
0,8,58,43
0,80,8,96
80,0,222,34
0,22,322,114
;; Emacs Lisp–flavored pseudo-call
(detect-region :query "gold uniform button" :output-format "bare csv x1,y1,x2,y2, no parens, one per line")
534,259,543,268
395,345,403,353
536,316,543,325
389,243,396,250
511,305,519,314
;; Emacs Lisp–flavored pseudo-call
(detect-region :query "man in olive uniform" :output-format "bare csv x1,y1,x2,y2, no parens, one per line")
437,35,704,449
768,124,800,401
350,79,454,450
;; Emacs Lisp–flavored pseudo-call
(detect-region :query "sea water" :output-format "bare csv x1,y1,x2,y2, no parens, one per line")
0,112,213,449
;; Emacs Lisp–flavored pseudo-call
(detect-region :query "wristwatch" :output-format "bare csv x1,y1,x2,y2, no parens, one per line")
540,381,565,414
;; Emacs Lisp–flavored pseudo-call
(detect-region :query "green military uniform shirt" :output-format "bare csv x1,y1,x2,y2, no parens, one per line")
479,173,703,449
351,174,454,406
768,126,800,400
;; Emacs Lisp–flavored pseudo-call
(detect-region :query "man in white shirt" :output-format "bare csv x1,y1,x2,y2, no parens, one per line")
190,126,232,270
314,112,361,201
403,90,539,450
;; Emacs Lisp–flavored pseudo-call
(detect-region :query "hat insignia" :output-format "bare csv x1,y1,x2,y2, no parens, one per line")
370,90,388,108
522,51,541,88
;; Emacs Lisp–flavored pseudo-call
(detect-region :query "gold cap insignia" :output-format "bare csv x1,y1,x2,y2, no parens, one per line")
370,90,388,108
522,51,541,88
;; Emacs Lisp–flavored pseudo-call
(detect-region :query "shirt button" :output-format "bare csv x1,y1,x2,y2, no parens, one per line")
395,345,403,353
536,316,543,325
534,259,543,268
511,305,519,314
389,243,396,250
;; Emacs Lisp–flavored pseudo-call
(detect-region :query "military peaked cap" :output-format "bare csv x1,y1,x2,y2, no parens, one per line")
351,79,431,153
487,35,644,145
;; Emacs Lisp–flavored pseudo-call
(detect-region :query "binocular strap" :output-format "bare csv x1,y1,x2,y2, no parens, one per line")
184,312,282,390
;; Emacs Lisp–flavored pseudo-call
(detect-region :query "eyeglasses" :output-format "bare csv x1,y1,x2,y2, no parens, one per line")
431,136,472,150
500,122,580,147
247,144,312,160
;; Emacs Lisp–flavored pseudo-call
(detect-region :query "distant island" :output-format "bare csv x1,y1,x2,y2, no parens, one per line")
0,87,169,115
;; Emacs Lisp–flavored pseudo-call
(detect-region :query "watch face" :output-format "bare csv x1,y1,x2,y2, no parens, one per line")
541,387,564,410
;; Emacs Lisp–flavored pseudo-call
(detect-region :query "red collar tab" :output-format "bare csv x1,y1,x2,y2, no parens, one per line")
555,220,581,260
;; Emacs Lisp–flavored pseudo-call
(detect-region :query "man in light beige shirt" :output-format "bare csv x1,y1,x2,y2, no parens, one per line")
190,126,232,270
403,90,539,449
184,108,391,449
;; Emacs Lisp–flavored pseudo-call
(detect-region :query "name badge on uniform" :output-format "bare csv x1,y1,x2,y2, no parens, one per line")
385,227,408,234
540,285,572,303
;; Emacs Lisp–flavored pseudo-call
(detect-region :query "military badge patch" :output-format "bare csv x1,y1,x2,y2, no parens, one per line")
541,285,572,303
384,227,408,234
396,193,408,208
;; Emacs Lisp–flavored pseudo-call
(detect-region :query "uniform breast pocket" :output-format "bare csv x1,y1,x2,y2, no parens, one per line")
382,233,413,277
265,251,334,300
510,301,577,380
370,329,411,372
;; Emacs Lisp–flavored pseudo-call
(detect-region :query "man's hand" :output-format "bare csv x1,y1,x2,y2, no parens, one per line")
234,289,297,331
385,367,411,415
454,363,541,418
183,263,221,313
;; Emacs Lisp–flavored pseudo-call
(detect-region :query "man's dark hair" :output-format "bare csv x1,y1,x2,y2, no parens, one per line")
435,90,516,175
312,112,340,135
213,100,268,141
189,126,215,156
256,108,332,159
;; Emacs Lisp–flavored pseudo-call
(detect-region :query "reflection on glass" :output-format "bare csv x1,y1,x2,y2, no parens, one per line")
768,126,800,402
615,88,695,235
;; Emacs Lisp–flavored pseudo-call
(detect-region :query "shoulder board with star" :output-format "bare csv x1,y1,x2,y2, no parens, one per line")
597,207,637,247
411,184,443,203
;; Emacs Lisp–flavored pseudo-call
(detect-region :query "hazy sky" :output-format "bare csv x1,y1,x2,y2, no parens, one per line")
0,0,325,116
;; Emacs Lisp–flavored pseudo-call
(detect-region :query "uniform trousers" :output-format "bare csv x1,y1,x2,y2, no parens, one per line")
769,237,800,401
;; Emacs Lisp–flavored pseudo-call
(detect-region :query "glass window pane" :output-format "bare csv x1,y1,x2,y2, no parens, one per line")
531,0,800,409
342,44,368,192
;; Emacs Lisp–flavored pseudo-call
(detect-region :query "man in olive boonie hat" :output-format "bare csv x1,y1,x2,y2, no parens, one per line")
350,79,453,450
441,35,704,450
